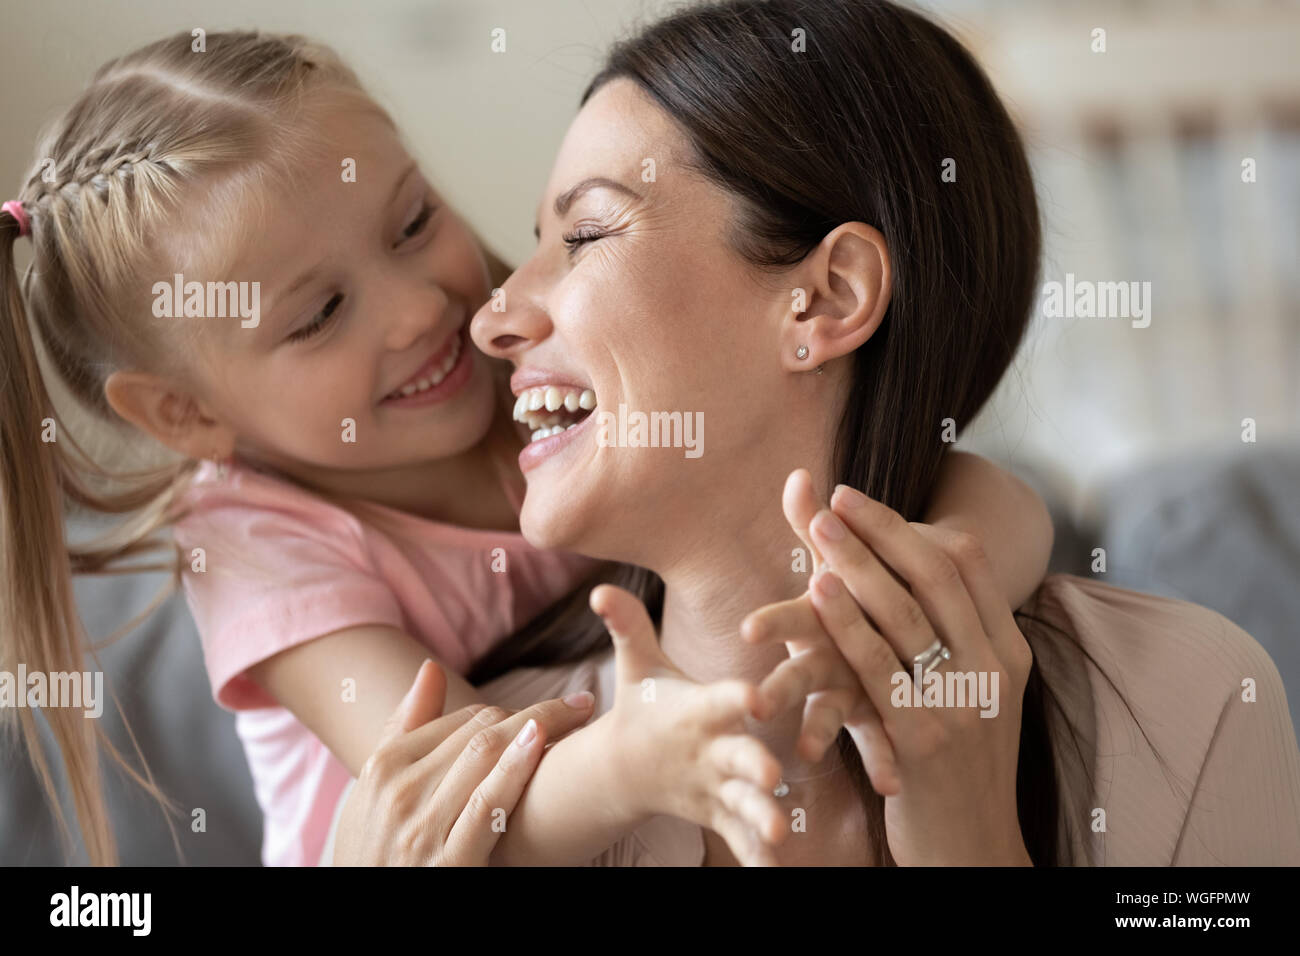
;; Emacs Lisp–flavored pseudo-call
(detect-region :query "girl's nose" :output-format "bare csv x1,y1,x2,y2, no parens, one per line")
383,280,451,352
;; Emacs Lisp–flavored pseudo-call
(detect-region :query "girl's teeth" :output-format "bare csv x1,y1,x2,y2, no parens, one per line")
440,340,460,375
527,391,545,411
578,389,596,410
563,391,580,412
387,335,462,400
545,386,563,411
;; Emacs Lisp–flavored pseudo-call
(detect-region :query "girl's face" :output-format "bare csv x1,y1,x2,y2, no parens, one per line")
182,102,499,475
471,80,813,567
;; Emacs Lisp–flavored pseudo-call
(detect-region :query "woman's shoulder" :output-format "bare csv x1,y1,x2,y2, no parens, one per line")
1024,574,1284,698
1021,574,1300,865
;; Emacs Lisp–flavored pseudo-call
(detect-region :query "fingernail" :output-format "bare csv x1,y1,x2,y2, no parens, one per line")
833,484,866,508
401,660,431,709
814,569,841,596
563,690,594,709
812,509,845,540
513,718,537,748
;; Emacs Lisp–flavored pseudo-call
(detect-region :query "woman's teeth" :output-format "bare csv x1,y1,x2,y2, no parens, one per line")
513,385,597,443
386,335,463,400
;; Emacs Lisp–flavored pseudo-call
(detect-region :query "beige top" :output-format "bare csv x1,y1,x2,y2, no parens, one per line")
324,575,1300,865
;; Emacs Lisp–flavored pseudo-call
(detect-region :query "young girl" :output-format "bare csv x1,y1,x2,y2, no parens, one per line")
0,29,1053,866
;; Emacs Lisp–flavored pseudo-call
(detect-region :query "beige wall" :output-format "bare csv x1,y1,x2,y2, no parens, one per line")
0,0,676,265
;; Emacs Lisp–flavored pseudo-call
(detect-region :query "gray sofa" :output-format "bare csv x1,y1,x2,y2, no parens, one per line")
0,562,262,865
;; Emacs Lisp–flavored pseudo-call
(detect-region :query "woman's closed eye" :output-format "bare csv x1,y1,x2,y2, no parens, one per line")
561,224,610,255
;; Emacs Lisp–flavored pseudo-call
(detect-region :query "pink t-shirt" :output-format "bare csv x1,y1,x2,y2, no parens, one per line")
173,458,601,867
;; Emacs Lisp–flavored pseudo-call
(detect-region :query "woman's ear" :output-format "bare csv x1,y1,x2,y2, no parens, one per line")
103,370,236,460
780,222,891,372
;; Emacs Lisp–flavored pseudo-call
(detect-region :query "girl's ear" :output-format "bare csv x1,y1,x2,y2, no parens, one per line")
779,222,892,372
103,370,235,460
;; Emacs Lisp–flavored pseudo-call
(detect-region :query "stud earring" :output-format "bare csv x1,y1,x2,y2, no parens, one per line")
795,345,809,360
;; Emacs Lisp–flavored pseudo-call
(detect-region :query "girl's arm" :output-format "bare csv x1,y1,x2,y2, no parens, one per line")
331,661,599,866
921,450,1053,610
248,626,645,862
485,713,645,865
247,623,484,775
490,584,785,866
249,614,782,865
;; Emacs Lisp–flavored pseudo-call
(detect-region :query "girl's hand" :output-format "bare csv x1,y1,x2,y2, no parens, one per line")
591,585,788,866
333,659,596,865
742,470,1034,866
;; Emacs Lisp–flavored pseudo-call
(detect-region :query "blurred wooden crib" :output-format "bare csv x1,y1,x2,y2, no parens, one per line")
942,0,1300,515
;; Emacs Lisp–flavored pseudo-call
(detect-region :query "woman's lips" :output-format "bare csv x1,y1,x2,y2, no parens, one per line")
517,407,595,473
379,328,474,408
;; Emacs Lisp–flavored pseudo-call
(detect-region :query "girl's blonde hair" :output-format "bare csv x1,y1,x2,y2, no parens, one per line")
0,30,386,865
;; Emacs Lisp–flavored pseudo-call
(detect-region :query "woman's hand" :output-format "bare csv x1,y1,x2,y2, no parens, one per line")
741,469,1034,865
332,659,596,865
590,584,788,866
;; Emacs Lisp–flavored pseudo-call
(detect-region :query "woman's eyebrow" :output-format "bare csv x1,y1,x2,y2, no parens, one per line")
534,176,641,238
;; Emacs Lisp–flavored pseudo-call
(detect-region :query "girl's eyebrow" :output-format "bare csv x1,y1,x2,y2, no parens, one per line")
268,161,421,324
534,176,641,239
279,265,322,303
386,161,420,207
267,263,323,332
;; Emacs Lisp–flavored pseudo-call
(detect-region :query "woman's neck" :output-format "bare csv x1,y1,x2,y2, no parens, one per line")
656,502,847,792
657,525,872,865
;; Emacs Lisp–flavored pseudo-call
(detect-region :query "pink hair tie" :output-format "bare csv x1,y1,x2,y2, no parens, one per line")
3,200,30,238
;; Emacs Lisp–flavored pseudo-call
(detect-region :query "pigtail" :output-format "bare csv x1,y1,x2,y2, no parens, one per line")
0,200,121,864
0,28,377,865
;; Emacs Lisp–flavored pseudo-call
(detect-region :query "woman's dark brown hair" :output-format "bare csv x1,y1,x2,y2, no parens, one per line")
473,0,1097,864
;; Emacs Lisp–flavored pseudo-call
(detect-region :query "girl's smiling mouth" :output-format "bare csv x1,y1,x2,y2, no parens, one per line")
379,326,473,407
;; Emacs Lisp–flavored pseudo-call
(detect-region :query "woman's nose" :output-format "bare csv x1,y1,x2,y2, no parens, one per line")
470,272,552,360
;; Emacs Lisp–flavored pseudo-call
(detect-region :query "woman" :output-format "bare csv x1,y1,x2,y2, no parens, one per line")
334,0,1300,865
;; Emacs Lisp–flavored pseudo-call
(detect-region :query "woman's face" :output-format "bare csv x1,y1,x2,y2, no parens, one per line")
471,80,817,564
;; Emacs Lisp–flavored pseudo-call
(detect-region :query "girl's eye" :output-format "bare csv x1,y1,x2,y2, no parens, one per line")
288,293,343,343
397,201,435,245
561,226,607,254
